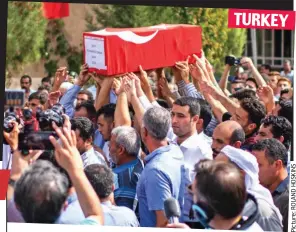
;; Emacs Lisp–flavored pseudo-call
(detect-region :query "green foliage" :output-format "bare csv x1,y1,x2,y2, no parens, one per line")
85,5,247,74
6,2,47,76
42,19,83,77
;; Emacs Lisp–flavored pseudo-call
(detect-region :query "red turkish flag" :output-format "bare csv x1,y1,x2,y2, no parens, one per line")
43,3,69,19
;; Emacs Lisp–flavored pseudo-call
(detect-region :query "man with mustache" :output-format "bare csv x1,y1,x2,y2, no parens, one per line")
211,120,245,159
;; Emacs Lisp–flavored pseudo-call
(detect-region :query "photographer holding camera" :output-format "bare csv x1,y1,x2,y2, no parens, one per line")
219,56,266,96
6,119,104,225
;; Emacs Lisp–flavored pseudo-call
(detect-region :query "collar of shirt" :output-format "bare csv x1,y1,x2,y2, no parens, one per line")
273,176,289,196
171,132,200,149
144,144,171,164
113,158,139,173
101,201,113,207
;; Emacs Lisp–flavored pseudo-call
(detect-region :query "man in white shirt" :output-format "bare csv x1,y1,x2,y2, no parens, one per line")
96,103,116,167
168,96,212,223
71,117,106,168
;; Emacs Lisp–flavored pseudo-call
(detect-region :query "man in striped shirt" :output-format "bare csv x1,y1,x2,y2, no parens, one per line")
109,126,144,220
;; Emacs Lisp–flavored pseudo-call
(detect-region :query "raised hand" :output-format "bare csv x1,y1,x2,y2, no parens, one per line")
62,114,72,132
76,64,91,87
49,122,83,174
159,77,173,98
240,57,254,69
199,80,219,98
189,63,202,82
173,56,190,84
124,78,137,101
257,85,274,104
112,77,123,96
53,67,67,88
3,121,20,151
48,91,62,107
126,72,144,97
90,72,104,88
138,65,150,87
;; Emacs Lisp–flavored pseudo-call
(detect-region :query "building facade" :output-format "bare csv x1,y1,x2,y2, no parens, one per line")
244,29,294,70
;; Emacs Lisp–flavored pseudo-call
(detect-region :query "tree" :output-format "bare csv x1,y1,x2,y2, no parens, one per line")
86,5,247,74
6,2,47,85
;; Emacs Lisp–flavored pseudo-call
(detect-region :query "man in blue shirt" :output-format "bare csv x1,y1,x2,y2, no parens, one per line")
110,126,144,219
85,164,139,227
137,107,185,227
59,64,93,119
251,139,289,232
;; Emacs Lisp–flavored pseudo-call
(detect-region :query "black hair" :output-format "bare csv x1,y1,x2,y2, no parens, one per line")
29,92,48,105
84,164,114,199
174,97,201,117
252,138,288,167
71,117,95,141
157,99,170,109
96,103,116,121
260,115,292,150
261,64,271,71
230,89,257,101
75,100,97,120
41,77,52,84
14,160,68,223
195,99,213,129
78,89,94,102
278,100,293,126
194,160,246,219
229,128,246,145
240,98,266,131
246,78,258,88
21,75,32,84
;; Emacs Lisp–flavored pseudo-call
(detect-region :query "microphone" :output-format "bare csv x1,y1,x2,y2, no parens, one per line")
164,197,181,224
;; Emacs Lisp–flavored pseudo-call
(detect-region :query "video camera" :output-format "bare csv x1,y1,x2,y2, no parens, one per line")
225,55,241,66
3,103,65,153
37,103,65,131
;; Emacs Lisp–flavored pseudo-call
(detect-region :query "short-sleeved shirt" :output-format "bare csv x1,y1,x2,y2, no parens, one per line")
56,192,85,224
136,144,185,227
113,159,144,220
273,176,289,232
80,217,100,225
101,201,139,227
81,147,106,168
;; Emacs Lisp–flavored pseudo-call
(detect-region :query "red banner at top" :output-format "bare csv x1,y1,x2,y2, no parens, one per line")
228,9,295,30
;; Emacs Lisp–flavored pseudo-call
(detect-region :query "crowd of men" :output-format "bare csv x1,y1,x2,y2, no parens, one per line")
4,53,293,231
